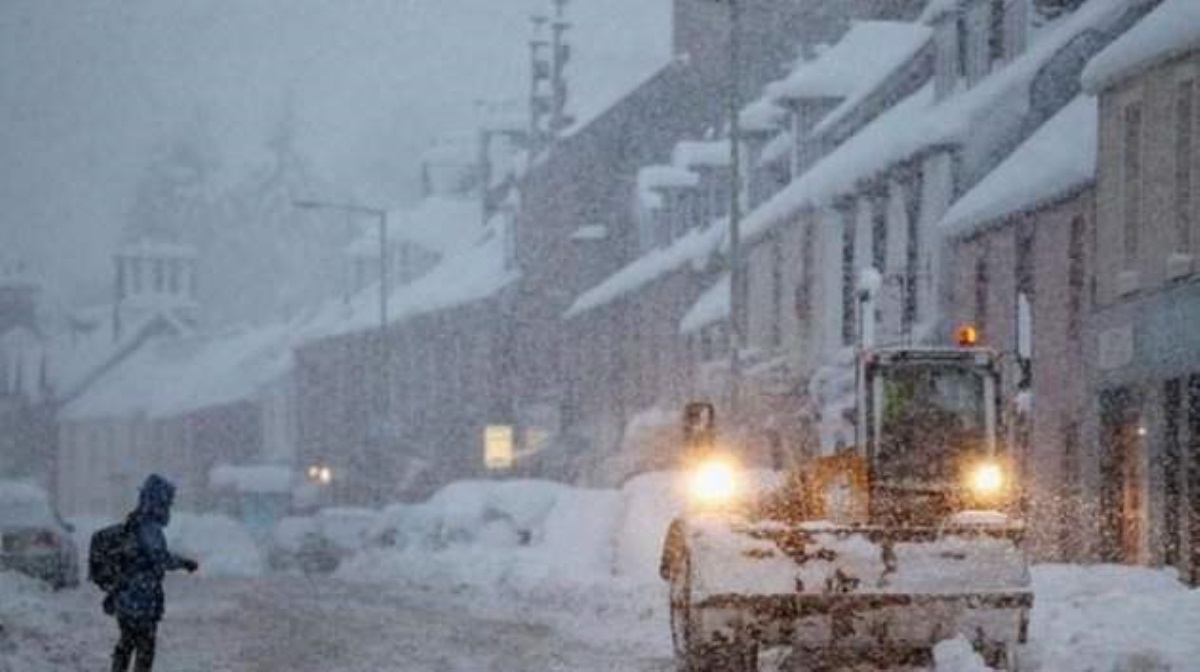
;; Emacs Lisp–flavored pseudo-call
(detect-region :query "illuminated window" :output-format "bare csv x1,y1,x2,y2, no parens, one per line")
484,425,514,470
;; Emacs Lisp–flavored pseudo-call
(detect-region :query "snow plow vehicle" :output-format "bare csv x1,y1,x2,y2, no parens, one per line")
661,346,1032,670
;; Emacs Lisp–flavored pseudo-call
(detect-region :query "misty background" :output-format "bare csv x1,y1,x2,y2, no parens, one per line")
0,0,671,322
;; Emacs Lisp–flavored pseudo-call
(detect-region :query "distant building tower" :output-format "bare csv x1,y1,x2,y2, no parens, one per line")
113,239,198,340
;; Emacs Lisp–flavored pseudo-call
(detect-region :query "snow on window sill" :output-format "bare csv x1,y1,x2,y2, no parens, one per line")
1116,270,1140,296
1166,252,1194,281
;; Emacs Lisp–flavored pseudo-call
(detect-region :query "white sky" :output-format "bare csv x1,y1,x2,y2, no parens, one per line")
0,0,671,303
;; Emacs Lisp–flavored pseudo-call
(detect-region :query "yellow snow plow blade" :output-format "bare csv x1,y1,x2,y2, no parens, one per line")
662,514,1032,669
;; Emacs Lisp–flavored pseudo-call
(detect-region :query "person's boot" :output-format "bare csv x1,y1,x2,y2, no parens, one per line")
111,648,131,672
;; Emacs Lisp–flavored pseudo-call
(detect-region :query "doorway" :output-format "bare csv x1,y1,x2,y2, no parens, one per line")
1099,387,1144,563
1188,376,1200,584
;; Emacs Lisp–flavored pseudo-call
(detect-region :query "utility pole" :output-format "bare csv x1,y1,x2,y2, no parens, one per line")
722,0,745,420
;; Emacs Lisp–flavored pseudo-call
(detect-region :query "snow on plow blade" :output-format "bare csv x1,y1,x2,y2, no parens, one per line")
663,514,1032,667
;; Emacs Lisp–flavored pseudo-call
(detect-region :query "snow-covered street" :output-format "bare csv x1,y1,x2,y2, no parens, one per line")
1,574,672,672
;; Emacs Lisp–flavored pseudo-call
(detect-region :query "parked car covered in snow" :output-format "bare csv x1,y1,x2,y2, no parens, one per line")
267,508,379,575
0,481,79,589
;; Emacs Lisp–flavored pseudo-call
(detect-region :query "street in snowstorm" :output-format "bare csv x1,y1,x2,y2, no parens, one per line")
17,575,674,672
5,0,1200,670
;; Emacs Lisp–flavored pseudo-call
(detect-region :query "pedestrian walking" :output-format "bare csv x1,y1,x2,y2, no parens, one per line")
101,474,199,672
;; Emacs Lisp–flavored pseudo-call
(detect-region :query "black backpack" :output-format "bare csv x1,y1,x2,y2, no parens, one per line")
88,522,135,592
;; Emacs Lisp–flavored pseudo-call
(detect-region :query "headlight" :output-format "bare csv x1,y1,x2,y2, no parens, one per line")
689,458,738,505
968,461,1005,498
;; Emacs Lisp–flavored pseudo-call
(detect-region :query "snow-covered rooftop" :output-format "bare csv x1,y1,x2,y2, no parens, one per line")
346,197,482,258
812,24,932,136
566,221,725,318
764,22,932,104
680,274,730,335
49,306,193,399
1082,0,1200,93
941,96,1097,237
311,218,518,341
672,140,731,170
60,320,296,422
758,130,794,167
740,0,1139,245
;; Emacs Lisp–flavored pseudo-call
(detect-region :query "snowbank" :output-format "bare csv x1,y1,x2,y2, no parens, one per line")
0,571,68,672
166,514,264,577
1024,564,1200,671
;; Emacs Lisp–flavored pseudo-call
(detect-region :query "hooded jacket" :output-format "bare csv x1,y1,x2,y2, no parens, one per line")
111,474,190,622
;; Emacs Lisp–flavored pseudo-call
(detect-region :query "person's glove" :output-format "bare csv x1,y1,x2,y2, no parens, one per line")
182,558,199,573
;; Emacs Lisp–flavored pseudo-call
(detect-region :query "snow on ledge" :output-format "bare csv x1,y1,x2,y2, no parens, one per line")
673,140,731,169
571,225,609,242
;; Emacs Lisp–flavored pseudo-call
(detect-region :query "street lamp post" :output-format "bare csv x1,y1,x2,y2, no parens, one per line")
293,199,395,465
708,0,746,419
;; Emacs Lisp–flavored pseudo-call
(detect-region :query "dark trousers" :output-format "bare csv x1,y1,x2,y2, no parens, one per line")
112,618,157,672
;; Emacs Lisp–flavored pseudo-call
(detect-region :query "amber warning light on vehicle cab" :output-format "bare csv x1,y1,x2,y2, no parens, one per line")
955,323,979,347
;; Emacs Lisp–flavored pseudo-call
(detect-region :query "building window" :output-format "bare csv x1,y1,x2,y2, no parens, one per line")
167,261,181,294
1123,102,1143,267
871,193,887,273
131,258,142,293
153,260,165,293
841,213,856,346
770,237,784,348
989,0,1005,67
795,225,815,326
956,15,970,84
1067,215,1086,340
116,259,127,300
903,173,923,332
1176,79,1194,254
